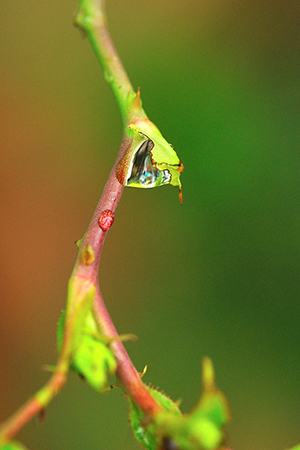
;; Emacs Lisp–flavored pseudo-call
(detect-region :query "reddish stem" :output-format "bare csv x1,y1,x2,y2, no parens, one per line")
93,285,161,415
0,137,160,445
0,366,67,443
0,2,161,443
73,136,161,415
73,0,160,414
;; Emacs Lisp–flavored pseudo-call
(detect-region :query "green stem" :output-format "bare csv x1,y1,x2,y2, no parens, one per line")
75,0,146,125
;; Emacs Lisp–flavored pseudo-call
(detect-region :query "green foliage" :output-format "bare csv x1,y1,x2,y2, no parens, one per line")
191,357,230,430
0,441,28,450
117,118,184,201
128,120,184,192
57,308,66,351
129,385,181,450
57,309,117,391
129,358,230,450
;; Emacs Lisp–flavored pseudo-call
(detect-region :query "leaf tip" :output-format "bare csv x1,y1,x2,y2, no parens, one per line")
178,189,183,205
202,356,216,391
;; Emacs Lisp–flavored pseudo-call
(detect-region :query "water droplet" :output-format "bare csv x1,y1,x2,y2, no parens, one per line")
139,172,155,185
126,139,173,189
163,170,171,183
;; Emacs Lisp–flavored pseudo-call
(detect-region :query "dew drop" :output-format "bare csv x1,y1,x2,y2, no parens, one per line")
139,171,155,185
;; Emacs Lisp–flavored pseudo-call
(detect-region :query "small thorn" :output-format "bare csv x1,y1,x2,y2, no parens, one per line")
104,333,138,344
75,237,83,248
118,333,138,342
131,87,142,111
140,365,148,378
73,11,88,38
175,398,182,408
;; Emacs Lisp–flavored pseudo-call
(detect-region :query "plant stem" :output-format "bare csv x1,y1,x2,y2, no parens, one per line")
75,0,146,125
0,361,68,445
71,134,161,415
73,0,161,415
0,0,161,443
93,286,161,415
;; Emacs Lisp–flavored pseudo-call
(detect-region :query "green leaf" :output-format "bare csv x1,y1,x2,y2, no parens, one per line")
57,307,117,392
116,119,184,203
57,308,66,353
129,358,230,450
191,357,230,428
0,441,28,450
71,311,117,391
154,413,223,450
129,385,181,450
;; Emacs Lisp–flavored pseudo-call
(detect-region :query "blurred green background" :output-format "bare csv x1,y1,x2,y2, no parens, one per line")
1,1,300,449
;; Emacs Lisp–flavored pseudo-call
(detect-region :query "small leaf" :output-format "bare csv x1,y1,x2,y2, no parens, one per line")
192,357,230,428
116,119,184,202
129,385,181,450
129,358,229,450
71,312,117,391
147,386,181,413
154,413,223,450
57,287,117,392
64,277,96,353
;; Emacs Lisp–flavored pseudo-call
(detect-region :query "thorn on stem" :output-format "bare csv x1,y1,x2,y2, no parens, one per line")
131,87,142,111
140,365,148,378
75,238,83,248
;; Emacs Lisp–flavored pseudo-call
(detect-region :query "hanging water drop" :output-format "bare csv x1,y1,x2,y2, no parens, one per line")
139,172,155,185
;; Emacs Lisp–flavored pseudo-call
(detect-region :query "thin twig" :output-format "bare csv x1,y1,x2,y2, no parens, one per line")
75,0,146,124
73,0,161,415
71,135,161,415
0,361,68,445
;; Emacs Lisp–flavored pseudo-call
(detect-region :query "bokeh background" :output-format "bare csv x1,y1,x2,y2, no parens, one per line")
1,1,300,449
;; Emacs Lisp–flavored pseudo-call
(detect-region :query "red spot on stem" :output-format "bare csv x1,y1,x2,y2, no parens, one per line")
98,209,115,231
